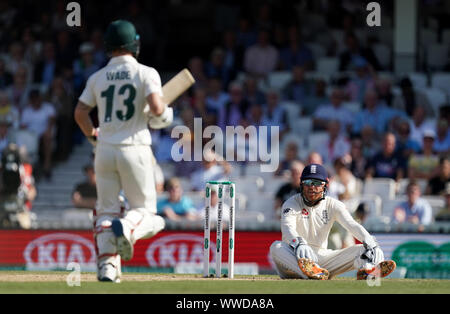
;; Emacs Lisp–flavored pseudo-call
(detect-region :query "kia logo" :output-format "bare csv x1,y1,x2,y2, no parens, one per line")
146,234,216,267
23,233,96,270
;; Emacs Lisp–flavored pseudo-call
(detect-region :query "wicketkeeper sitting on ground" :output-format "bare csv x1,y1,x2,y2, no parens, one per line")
270,163,396,280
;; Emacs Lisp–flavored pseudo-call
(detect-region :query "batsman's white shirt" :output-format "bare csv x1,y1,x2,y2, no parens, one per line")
78,55,163,215
281,195,374,249
79,55,162,145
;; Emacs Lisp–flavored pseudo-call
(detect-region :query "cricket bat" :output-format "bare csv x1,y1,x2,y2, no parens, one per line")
162,68,196,105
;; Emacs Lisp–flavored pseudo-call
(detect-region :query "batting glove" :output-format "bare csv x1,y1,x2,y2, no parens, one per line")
87,128,99,147
148,106,173,129
290,237,318,263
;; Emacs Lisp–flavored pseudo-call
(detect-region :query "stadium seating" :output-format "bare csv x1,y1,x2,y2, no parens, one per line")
363,178,397,202
268,71,292,91
373,43,392,70
422,87,447,114
442,28,450,45
407,72,429,89
430,73,450,97
426,43,449,71
316,57,339,76
422,195,446,217
420,28,439,46
306,42,327,59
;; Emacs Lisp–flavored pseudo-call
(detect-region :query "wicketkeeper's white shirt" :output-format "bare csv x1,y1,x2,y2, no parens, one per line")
79,55,163,146
281,195,374,249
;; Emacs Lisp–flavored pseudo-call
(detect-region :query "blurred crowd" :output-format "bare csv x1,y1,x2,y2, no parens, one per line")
0,1,449,233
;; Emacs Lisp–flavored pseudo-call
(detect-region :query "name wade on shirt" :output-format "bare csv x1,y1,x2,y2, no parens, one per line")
106,71,131,80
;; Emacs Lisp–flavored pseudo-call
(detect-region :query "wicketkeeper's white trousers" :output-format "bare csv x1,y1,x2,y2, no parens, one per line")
270,241,384,279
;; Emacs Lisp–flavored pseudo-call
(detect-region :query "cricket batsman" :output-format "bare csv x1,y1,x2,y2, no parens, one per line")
74,20,171,282
270,164,396,280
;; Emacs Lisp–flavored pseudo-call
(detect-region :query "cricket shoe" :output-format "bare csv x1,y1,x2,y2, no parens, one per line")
111,218,134,261
356,260,396,280
97,262,121,283
298,258,329,280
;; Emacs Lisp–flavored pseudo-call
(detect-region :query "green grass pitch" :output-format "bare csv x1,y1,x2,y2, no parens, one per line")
0,271,449,294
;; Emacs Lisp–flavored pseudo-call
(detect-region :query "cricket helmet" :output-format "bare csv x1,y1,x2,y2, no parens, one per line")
104,20,140,58
299,164,329,206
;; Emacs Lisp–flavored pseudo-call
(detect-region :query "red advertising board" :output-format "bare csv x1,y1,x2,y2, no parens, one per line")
0,230,281,271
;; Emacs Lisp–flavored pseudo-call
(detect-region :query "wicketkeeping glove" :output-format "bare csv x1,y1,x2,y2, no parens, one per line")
148,106,173,129
361,239,383,264
290,237,318,263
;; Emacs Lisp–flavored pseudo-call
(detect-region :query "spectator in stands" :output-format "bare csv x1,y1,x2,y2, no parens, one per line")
433,119,450,154
313,88,354,133
157,177,198,222
281,65,314,107
426,156,450,195
261,89,289,139
54,30,77,69
190,149,231,191
338,32,381,71
348,138,368,180
33,41,57,90
0,118,13,155
205,47,233,90
206,77,229,112
191,87,217,127
306,151,323,165
73,42,100,93
47,76,74,162
20,89,56,179
409,105,436,148
243,75,266,106
5,42,33,81
90,28,108,68
221,30,244,74
0,90,19,129
352,89,395,136
275,142,300,177
365,132,406,181
303,78,329,116
255,2,273,30
188,56,208,91
393,78,433,118
345,56,376,103
0,58,13,89
375,77,395,108
274,160,304,216
243,28,279,79
361,126,380,160
408,130,440,180
333,158,360,201
354,202,370,225
394,118,422,160
315,120,351,166
435,182,450,221
235,17,258,49
5,66,31,110
392,180,432,228
218,81,249,130
229,106,260,163
72,164,97,210
278,25,314,71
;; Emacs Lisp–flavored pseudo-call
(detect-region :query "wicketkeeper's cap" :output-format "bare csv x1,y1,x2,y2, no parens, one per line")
301,164,328,182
